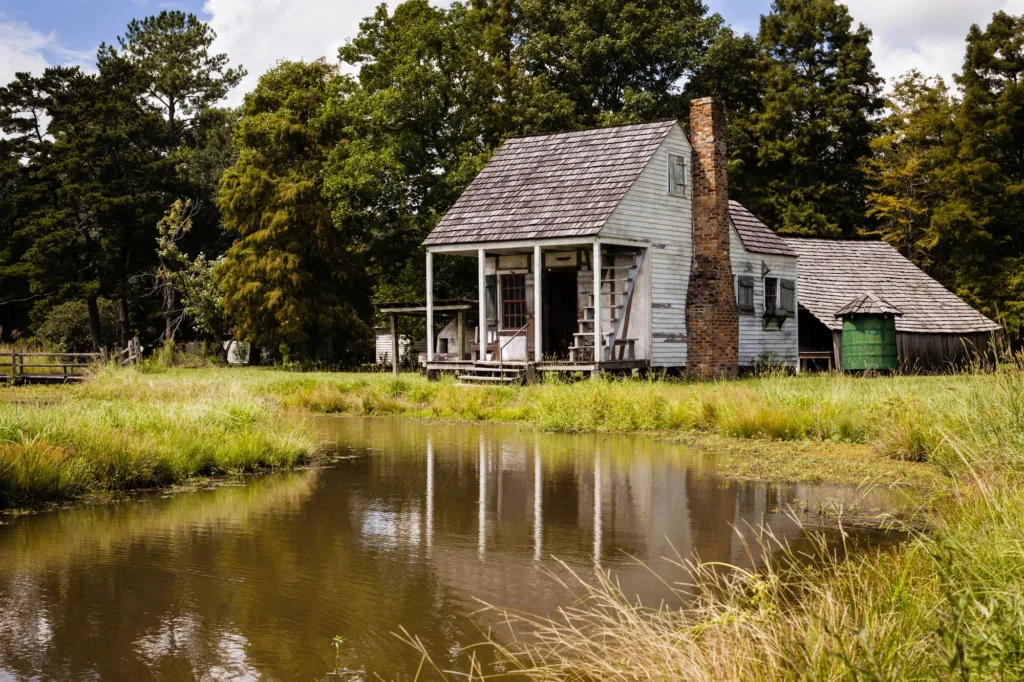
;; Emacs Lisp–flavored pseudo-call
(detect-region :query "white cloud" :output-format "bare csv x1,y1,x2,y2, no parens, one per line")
844,0,1024,88
203,0,391,107
0,14,94,86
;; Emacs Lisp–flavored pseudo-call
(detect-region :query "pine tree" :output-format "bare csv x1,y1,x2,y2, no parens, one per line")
745,0,882,237
932,11,1024,338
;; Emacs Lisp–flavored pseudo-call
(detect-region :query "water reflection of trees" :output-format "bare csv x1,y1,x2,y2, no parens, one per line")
0,418,900,681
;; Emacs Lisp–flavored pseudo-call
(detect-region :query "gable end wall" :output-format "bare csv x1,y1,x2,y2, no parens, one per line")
600,125,693,367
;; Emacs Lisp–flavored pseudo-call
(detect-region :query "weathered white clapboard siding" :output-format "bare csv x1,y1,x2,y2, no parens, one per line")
600,125,692,367
730,226,799,367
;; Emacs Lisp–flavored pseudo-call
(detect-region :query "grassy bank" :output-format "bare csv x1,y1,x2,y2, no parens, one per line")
459,484,1024,681
0,372,314,509
8,363,1015,508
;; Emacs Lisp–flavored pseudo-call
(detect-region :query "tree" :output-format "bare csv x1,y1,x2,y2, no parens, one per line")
106,11,245,150
743,0,882,237
217,60,370,363
517,0,726,125
862,72,955,266
0,64,168,351
931,11,1024,338
155,199,227,353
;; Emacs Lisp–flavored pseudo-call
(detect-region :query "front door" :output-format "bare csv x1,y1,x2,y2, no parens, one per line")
543,269,578,359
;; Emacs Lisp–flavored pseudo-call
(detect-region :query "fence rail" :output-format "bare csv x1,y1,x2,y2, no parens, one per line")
0,351,103,384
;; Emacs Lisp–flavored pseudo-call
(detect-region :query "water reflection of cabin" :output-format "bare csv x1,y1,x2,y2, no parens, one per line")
420,100,801,382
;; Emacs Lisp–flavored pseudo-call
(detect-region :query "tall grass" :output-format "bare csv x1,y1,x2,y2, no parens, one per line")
0,379,315,508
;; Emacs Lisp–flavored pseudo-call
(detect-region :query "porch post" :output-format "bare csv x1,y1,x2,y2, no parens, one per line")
390,312,399,377
592,240,602,363
426,250,434,362
456,309,466,360
534,245,543,362
478,248,487,357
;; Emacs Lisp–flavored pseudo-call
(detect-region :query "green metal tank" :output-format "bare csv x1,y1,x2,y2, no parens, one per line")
841,315,898,371
836,293,902,372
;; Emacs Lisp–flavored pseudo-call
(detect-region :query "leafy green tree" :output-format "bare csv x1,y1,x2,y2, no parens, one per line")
155,199,227,353
217,60,370,362
931,11,1024,338
743,0,882,237
862,71,955,266
517,0,727,124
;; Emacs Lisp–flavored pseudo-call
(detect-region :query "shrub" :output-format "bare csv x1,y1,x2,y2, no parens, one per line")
34,299,118,352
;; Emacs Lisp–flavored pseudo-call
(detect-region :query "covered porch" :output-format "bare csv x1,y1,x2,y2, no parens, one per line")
424,238,650,382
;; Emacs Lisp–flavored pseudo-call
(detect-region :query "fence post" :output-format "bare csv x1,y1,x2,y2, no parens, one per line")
9,353,14,386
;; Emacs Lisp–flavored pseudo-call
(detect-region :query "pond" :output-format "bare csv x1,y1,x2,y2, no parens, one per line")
0,417,906,681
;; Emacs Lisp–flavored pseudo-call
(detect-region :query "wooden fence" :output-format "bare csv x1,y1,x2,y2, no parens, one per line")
0,352,103,384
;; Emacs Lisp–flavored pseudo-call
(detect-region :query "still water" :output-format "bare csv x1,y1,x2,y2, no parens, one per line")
0,417,905,681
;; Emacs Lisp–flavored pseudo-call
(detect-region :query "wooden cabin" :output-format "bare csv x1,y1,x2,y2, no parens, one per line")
787,239,1001,370
421,98,799,382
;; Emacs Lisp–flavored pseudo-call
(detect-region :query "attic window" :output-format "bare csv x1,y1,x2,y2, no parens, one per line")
668,153,687,197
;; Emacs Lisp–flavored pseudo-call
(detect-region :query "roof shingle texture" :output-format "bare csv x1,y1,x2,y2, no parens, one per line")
729,201,795,256
423,121,677,246
786,238,1000,334
834,292,903,317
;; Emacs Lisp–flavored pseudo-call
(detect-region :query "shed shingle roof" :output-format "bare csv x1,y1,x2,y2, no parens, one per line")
834,292,903,317
423,121,677,246
785,238,1000,334
729,201,795,256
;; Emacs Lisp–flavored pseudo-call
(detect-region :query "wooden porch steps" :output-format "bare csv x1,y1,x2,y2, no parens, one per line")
457,364,525,385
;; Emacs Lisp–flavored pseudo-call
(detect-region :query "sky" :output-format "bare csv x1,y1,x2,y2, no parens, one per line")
3,0,1024,107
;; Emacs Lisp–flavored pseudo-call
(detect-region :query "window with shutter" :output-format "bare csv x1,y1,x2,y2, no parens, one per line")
667,153,687,197
764,277,779,315
737,276,755,314
780,278,795,317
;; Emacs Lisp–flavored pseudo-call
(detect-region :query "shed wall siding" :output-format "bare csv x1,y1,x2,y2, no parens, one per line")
600,125,692,367
729,226,799,367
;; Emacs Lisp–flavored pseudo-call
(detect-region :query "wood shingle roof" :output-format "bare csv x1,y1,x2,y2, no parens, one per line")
423,121,677,246
834,292,903,317
785,238,1000,334
729,201,795,256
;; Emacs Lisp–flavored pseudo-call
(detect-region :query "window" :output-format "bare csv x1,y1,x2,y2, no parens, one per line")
668,153,687,197
501,273,527,329
736,276,755,315
764,277,779,315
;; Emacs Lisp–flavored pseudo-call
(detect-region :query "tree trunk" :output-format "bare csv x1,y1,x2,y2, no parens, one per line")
119,297,130,350
86,296,102,352
163,285,176,342
247,343,261,366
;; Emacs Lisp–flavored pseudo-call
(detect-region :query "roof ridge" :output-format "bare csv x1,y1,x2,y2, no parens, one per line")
502,119,678,142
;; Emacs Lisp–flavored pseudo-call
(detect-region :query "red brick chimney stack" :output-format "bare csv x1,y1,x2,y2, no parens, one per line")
686,97,739,378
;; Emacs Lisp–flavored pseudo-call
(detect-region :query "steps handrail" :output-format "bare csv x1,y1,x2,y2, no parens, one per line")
498,322,530,377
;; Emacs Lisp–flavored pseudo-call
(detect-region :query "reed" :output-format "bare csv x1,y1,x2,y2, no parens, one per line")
0,385,315,508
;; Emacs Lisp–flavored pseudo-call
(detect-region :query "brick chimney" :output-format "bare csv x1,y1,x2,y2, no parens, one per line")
685,97,739,378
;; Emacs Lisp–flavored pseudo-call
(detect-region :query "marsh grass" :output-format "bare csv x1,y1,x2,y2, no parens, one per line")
0,379,315,508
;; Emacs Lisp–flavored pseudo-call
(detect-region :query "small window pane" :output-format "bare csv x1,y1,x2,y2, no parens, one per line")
501,273,527,329
764,277,779,314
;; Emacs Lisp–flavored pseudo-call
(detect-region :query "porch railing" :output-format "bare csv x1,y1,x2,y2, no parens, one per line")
499,323,530,377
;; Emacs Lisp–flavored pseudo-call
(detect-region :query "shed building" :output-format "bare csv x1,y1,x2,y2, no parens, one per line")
786,239,1001,370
